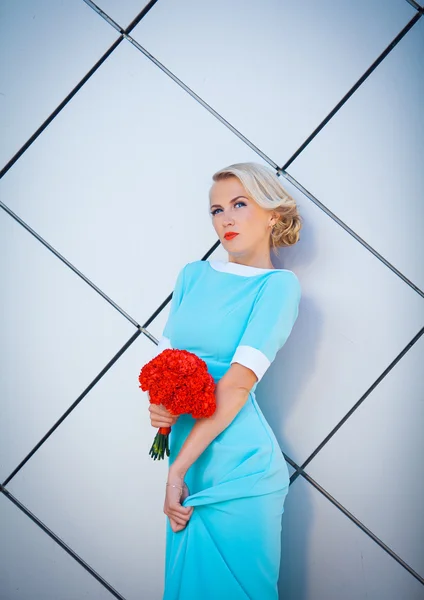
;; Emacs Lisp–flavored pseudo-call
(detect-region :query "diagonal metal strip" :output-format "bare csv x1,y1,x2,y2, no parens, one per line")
0,0,161,179
279,171,424,298
1,329,142,487
281,10,423,171
292,326,424,477
282,468,424,586
0,485,129,599
404,0,424,11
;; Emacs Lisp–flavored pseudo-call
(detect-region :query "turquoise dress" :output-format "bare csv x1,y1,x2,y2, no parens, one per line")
155,259,301,600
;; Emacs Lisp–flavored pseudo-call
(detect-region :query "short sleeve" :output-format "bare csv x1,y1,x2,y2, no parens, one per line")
154,264,187,355
230,271,301,382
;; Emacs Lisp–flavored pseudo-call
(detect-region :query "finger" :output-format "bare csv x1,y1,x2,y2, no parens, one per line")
151,417,174,427
151,414,176,424
149,405,169,416
168,516,179,530
168,508,192,522
169,504,193,518
167,513,187,527
168,503,191,517
168,499,192,513
150,404,174,417
149,406,176,422
169,518,185,533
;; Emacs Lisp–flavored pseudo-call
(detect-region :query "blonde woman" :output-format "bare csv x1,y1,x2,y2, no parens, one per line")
150,162,302,599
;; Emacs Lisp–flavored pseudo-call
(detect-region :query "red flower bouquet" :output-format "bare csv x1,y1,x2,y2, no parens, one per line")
138,348,216,460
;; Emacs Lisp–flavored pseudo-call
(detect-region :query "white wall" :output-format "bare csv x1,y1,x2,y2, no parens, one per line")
1,1,423,598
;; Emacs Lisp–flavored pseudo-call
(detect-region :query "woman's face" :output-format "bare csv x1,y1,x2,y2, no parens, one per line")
209,176,275,258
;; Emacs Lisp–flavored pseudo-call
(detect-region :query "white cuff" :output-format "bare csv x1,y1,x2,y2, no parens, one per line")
230,345,270,382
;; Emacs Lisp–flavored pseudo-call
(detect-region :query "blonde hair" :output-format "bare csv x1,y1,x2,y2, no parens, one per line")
210,162,302,254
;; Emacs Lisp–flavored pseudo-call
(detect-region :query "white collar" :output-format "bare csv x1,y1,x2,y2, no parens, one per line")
208,259,281,277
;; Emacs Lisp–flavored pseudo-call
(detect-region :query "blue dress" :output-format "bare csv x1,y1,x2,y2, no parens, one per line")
155,259,301,600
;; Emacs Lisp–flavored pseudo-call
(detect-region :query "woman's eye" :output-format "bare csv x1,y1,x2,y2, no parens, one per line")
210,201,245,216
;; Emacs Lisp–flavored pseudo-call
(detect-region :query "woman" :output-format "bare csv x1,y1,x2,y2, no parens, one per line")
149,162,302,599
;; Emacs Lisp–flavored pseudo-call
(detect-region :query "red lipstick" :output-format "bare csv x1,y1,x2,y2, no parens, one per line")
224,232,239,240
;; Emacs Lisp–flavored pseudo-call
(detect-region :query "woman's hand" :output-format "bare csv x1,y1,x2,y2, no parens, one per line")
163,472,193,533
148,398,179,429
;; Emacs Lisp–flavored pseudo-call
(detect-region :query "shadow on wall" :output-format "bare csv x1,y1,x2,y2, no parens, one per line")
257,229,321,600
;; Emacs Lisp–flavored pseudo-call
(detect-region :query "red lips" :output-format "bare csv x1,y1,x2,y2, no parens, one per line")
224,232,239,240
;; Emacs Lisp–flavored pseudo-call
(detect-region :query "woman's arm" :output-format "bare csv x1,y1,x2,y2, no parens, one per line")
164,364,257,531
169,363,257,479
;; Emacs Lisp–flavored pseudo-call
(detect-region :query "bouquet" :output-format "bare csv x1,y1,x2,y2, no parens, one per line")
138,348,216,460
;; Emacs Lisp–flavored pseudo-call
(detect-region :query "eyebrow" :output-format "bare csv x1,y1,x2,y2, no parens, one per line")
210,195,249,210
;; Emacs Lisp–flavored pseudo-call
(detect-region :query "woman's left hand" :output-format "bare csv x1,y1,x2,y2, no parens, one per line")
164,471,193,533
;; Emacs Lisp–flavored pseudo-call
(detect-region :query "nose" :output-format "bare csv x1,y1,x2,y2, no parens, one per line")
223,213,235,227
